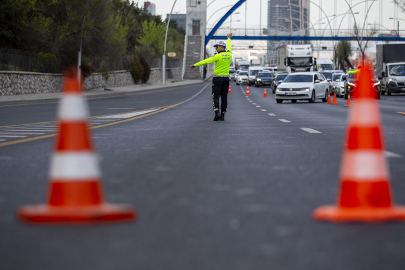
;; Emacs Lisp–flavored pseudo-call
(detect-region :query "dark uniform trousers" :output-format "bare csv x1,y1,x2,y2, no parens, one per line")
212,77,229,113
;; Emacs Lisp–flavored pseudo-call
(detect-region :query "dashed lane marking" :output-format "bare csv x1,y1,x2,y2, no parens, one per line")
279,119,291,123
106,108,135,109
301,128,321,133
256,106,261,108
0,132,45,135
268,113,276,116
252,103,257,105
385,151,402,158
0,135,27,138
261,109,267,111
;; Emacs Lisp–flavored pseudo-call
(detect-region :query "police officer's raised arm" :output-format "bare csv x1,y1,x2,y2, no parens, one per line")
227,33,232,52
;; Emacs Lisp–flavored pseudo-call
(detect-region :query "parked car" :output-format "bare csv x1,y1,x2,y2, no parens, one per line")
275,72,329,103
271,73,289,94
234,70,240,82
344,70,381,99
236,71,248,85
254,72,274,87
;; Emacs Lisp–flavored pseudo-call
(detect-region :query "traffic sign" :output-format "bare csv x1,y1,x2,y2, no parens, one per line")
391,30,398,36
167,52,176,57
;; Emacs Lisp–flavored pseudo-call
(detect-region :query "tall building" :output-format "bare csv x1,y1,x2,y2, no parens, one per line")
144,1,156,15
267,0,310,64
166,14,186,31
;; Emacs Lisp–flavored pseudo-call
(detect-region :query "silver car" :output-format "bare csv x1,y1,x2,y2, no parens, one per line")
330,72,344,96
229,69,236,80
234,70,240,82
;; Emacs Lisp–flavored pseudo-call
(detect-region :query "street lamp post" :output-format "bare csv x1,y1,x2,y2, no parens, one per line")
163,0,178,85
78,0,90,80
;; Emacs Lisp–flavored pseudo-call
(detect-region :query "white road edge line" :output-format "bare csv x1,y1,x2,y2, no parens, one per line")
176,83,210,106
301,128,321,133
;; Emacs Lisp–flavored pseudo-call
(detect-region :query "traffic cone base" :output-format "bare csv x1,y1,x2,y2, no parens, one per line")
18,204,135,223
331,92,339,105
313,205,405,222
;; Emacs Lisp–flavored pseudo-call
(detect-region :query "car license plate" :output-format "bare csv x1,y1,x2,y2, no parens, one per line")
264,81,270,84
286,92,296,95
402,88,405,90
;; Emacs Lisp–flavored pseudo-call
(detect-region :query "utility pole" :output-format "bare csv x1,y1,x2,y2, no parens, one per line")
163,0,178,85
78,0,90,80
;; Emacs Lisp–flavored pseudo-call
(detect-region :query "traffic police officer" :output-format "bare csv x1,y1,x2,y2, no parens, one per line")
190,33,233,121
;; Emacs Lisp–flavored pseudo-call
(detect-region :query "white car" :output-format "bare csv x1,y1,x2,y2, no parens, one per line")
335,73,347,97
275,72,329,103
236,71,248,85
330,72,344,96
247,66,263,85
234,70,240,82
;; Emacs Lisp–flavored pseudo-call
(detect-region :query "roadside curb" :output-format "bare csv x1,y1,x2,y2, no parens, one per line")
0,80,209,106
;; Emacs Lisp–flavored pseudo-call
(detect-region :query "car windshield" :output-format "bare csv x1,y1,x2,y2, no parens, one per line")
389,64,405,76
318,64,334,71
229,70,235,73
258,72,273,77
240,72,248,75
276,74,288,80
283,74,313,83
287,57,312,67
249,70,262,76
320,72,332,79
332,74,342,81
348,73,357,80
340,75,347,81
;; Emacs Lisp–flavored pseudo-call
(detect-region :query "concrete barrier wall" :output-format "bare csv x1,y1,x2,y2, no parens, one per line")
0,67,182,96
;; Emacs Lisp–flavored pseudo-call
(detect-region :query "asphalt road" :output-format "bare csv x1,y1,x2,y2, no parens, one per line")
1,80,405,270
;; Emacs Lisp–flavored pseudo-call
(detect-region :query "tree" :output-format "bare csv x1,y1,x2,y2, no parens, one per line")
137,20,166,57
393,0,405,12
336,41,354,70
352,22,378,65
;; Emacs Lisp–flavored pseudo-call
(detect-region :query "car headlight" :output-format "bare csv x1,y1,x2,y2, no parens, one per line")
257,78,261,81
276,88,280,91
389,77,397,82
300,88,310,91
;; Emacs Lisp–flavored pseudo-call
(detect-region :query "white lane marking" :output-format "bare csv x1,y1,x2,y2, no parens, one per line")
1,129,55,132
0,135,27,138
176,83,210,105
301,128,321,133
249,101,253,102
106,108,134,109
395,112,405,114
256,106,261,107
95,108,161,119
0,132,45,135
0,139,5,142
385,151,402,158
252,103,257,105
268,113,276,116
261,109,267,111
279,119,291,123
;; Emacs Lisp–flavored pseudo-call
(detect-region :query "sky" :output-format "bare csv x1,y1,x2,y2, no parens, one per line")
135,0,405,58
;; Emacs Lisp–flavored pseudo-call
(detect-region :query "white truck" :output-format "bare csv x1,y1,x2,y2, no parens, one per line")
316,58,334,71
276,44,316,73
376,44,405,96
236,60,250,71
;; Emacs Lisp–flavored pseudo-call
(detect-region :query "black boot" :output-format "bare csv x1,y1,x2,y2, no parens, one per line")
220,111,225,121
213,110,221,121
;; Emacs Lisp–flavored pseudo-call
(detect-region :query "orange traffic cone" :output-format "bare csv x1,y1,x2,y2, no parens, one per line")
263,88,268,97
331,92,339,105
246,84,250,96
326,91,331,104
344,93,352,107
18,67,136,224
228,84,232,93
313,64,405,222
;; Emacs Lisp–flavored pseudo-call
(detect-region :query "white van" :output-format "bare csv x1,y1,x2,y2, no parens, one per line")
263,67,278,72
247,66,263,85
316,58,334,71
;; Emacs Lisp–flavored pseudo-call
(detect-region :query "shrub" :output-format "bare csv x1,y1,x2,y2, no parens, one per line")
80,62,92,78
140,57,151,83
128,58,144,84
